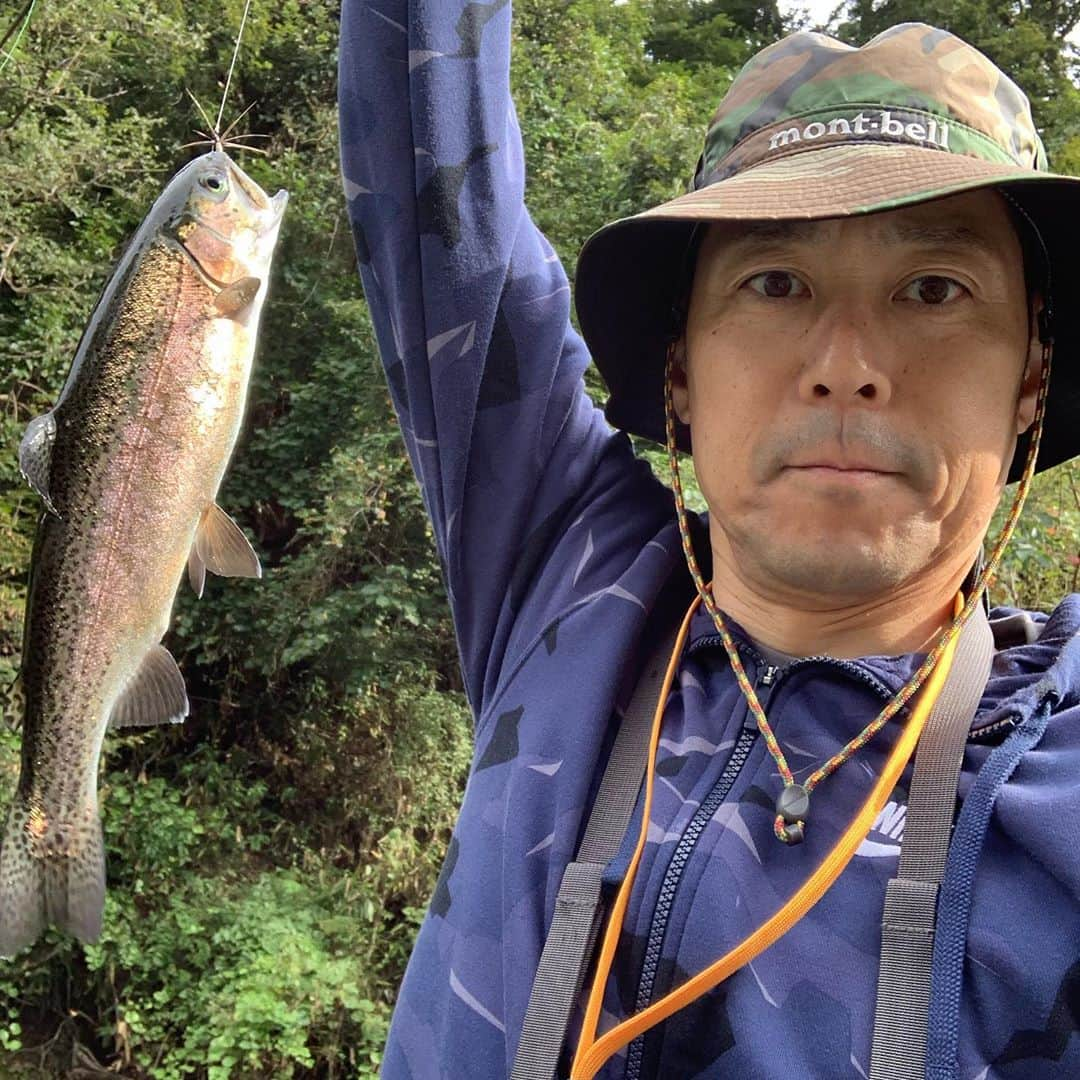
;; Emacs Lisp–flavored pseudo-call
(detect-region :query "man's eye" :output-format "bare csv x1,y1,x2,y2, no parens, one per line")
744,270,808,299
899,275,966,304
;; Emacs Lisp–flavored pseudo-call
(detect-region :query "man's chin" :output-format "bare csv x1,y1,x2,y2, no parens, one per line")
738,535,921,598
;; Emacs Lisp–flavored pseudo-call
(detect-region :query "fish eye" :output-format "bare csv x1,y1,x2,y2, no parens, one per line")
200,172,228,195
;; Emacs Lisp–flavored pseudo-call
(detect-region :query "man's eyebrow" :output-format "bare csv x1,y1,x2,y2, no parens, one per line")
719,218,1004,260
721,220,822,252
881,221,1005,260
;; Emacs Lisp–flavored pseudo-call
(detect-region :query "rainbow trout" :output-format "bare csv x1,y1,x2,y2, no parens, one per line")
2,151,287,956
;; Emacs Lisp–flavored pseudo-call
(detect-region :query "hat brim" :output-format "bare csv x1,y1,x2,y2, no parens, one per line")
574,142,1080,482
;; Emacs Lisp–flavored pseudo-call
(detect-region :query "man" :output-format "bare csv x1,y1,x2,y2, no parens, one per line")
339,6,1080,1077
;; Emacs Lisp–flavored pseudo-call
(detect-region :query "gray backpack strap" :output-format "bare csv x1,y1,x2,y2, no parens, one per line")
870,605,995,1080
510,620,681,1080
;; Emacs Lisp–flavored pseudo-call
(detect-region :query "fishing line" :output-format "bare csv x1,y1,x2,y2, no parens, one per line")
184,0,264,155
215,0,254,146
0,0,38,77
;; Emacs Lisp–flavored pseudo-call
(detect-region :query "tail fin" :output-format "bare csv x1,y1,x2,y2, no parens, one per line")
0,800,105,958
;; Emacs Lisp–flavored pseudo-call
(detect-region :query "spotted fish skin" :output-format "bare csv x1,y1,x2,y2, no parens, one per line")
2,152,287,958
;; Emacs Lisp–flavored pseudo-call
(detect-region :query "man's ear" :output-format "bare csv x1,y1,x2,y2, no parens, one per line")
1016,297,1045,434
670,338,691,426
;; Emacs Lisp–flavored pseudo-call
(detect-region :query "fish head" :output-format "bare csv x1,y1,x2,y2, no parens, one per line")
165,151,288,287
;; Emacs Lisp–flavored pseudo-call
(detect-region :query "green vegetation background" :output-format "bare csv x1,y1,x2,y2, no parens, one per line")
0,0,1078,1074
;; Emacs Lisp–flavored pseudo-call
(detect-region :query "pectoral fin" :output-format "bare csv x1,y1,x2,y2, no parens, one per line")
108,644,189,729
214,276,261,318
18,412,58,515
187,503,262,598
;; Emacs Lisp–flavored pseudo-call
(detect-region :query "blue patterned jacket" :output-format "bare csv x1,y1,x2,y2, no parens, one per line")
338,1,1080,1076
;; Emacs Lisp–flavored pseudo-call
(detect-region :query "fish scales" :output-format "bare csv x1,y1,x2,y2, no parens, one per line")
24,241,249,782
3,152,287,956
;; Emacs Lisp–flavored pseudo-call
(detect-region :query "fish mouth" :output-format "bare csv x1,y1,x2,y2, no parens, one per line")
266,188,289,226
227,157,271,211
159,150,288,287
225,157,289,229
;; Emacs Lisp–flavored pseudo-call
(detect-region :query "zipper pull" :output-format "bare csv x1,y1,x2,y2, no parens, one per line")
741,665,780,731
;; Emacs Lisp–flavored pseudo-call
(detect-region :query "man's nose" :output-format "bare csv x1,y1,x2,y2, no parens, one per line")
796,306,894,407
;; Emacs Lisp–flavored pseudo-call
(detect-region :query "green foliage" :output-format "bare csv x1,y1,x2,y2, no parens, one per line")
512,0,777,280
87,869,386,1080
991,459,1080,612
646,0,783,67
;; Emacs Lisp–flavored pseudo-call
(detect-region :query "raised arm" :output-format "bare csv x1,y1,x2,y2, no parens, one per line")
339,0,645,714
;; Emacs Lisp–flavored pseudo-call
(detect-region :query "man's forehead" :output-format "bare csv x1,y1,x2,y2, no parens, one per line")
704,191,1018,261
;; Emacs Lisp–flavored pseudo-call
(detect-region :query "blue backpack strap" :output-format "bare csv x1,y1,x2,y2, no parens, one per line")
925,698,1055,1080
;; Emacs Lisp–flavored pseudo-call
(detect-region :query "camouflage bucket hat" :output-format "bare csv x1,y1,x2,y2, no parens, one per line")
574,22,1080,481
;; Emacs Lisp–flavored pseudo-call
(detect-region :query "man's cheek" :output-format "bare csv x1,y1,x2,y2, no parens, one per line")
696,448,756,513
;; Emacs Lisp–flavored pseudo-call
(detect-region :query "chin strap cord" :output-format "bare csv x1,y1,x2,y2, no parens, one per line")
562,219,1054,1079
571,591,985,1080
663,333,1051,843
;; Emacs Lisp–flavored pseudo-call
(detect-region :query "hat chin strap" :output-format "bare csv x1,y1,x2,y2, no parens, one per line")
662,331,1052,697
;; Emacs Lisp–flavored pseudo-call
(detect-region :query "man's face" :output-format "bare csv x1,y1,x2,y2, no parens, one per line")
671,189,1042,600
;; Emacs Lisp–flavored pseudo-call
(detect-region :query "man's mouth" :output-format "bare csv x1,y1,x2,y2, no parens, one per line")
783,456,902,484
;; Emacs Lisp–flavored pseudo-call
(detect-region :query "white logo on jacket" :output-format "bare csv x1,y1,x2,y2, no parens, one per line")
856,798,907,858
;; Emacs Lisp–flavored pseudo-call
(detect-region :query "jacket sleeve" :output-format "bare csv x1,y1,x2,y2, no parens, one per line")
339,0,640,715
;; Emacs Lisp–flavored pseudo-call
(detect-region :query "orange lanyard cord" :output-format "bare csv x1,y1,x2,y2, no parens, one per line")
570,595,964,1080
572,591,701,1071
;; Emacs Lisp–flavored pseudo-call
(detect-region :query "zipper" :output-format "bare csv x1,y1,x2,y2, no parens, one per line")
623,662,779,1080
698,633,1004,745
622,649,895,1080
690,635,895,701
968,712,1019,743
